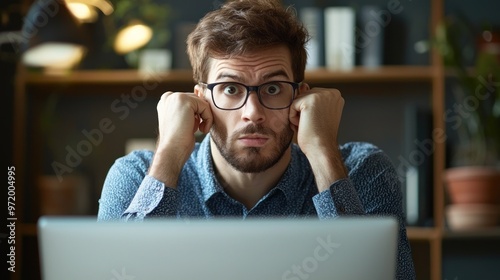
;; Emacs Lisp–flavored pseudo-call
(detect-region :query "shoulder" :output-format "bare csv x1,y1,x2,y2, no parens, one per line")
340,142,402,200
113,140,205,176
99,149,155,220
340,142,401,190
340,141,384,157
114,149,155,172
105,149,155,185
340,142,392,170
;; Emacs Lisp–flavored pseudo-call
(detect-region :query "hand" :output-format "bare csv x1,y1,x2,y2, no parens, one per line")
289,86,347,190
149,91,213,187
289,86,344,154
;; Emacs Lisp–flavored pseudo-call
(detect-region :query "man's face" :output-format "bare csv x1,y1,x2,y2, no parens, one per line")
200,45,296,173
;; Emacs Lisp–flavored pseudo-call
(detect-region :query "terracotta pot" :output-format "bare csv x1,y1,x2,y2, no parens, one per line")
444,166,500,204
477,29,500,62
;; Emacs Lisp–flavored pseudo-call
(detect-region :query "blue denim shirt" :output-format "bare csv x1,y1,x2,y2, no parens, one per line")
98,135,416,280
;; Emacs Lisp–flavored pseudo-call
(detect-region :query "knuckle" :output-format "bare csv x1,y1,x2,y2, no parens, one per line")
161,91,174,99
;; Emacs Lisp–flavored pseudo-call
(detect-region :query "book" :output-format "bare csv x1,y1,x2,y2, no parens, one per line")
299,7,325,69
357,6,385,68
173,22,197,69
402,105,434,227
324,7,355,71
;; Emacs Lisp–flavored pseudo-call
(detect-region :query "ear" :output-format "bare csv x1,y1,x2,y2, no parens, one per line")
194,84,204,98
298,82,310,95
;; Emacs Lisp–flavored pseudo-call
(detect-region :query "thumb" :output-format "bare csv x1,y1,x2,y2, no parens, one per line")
289,96,304,127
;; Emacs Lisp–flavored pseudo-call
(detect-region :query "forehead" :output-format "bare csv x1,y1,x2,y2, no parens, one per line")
207,45,293,83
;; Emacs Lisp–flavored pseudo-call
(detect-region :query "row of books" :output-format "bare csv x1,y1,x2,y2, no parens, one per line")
301,7,434,226
300,6,389,70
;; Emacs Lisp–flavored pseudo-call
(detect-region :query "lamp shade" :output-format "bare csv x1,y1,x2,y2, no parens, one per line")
20,0,90,69
114,21,153,54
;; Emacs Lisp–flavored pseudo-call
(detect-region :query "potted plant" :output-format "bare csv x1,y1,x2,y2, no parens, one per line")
434,14,500,230
110,0,174,71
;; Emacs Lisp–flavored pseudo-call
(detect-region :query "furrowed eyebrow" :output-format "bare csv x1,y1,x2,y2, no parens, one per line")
215,73,242,82
262,70,290,81
214,70,291,83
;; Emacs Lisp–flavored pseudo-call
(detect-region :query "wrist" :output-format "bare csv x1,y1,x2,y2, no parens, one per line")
148,147,187,188
306,145,347,192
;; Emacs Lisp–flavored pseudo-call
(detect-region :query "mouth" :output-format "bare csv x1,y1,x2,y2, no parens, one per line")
238,134,269,147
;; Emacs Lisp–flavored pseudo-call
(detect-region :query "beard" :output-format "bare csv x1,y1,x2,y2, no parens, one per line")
210,122,294,173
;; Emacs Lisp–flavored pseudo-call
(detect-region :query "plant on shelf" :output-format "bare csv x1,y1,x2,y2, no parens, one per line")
111,0,172,49
434,14,500,230
108,0,174,70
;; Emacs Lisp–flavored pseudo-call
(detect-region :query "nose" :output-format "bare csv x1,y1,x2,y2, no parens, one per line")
241,91,265,123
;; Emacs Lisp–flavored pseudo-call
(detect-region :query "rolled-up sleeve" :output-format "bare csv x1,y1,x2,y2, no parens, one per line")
122,175,179,220
97,150,179,221
312,178,364,219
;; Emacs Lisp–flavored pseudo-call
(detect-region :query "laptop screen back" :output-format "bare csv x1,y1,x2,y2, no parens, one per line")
38,216,398,280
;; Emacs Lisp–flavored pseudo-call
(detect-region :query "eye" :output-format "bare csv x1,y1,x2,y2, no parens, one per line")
222,83,244,96
261,83,282,96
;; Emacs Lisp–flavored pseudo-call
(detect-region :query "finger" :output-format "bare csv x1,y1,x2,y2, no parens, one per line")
193,115,201,134
199,119,212,134
289,97,303,127
195,99,213,134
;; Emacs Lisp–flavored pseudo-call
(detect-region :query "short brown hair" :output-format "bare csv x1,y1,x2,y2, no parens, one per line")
187,0,309,83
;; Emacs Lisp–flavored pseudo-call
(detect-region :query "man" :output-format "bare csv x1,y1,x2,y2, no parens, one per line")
98,1,416,279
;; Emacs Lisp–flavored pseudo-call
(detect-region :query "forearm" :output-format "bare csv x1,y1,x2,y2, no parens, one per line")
148,147,187,188
307,145,348,192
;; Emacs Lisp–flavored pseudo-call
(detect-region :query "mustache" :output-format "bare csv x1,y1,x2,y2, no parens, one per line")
235,124,276,137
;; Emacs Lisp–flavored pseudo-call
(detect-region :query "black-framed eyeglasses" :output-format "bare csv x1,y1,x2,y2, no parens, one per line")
200,81,300,110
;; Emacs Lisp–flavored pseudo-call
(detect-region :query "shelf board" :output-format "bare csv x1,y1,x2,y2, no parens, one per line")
305,66,434,83
23,69,195,85
407,227,440,241
21,66,434,86
443,227,500,239
407,226,500,240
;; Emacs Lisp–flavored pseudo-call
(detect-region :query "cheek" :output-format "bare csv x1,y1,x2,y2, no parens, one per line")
212,110,236,132
267,110,290,132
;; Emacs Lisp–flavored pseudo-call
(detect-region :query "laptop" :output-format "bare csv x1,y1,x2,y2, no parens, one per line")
37,216,398,280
